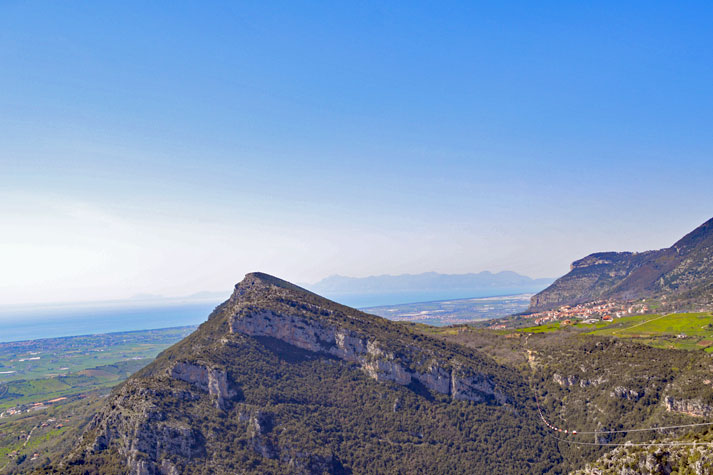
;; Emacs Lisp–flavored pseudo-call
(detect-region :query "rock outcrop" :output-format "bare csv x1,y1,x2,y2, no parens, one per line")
664,396,713,418
610,386,642,401
574,442,713,475
77,385,206,475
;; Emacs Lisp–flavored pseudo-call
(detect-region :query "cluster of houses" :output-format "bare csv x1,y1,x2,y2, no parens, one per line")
527,300,651,326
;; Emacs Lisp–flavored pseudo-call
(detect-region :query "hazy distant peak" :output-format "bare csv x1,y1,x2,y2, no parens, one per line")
304,271,554,307
310,271,552,292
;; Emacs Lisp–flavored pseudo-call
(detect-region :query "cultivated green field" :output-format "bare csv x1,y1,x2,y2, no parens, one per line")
0,360,149,412
0,326,196,383
588,312,713,351
516,312,713,352
0,326,199,473
0,326,196,413
517,320,610,333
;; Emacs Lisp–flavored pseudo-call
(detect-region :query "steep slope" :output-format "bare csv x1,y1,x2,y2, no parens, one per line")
42,273,564,474
530,217,713,311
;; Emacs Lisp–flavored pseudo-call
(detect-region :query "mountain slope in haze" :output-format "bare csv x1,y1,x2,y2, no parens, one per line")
308,271,554,307
43,273,565,474
530,217,713,311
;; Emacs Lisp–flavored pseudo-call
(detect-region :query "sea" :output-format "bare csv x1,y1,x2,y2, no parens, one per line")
0,302,219,343
318,289,535,308
0,290,529,343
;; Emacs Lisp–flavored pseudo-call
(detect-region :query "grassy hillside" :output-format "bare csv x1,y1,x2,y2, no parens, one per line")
430,324,713,471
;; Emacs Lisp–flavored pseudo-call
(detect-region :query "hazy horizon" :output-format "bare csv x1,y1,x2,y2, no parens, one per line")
0,269,550,309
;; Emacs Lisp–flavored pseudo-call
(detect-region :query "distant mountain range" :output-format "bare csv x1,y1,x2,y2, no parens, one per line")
531,217,713,312
306,271,554,308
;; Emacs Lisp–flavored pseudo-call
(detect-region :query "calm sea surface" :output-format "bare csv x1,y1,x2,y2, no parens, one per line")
0,303,219,343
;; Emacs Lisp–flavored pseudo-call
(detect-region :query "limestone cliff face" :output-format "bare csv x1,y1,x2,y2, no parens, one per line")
530,217,713,312
170,362,238,409
230,308,506,404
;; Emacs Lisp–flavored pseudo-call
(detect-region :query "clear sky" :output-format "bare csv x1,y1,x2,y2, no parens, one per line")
2,1,713,306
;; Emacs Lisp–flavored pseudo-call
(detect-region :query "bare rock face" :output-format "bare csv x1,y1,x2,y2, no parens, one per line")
664,396,713,417
450,367,508,404
230,308,507,404
610,386,643,401
553,373,579,387
170,362,238,409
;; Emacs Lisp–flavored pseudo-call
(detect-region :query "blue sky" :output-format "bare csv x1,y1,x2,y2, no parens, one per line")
2,1,713,305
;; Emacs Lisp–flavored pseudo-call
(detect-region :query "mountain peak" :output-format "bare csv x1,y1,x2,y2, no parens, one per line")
232,272,320,301
672,216,713,253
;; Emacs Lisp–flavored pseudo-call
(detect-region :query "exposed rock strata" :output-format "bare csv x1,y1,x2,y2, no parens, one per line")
52,273,530,475
230,309,507,404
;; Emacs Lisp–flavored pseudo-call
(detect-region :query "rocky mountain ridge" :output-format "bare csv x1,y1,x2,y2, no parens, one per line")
44,273,561,474
530,217,713,311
